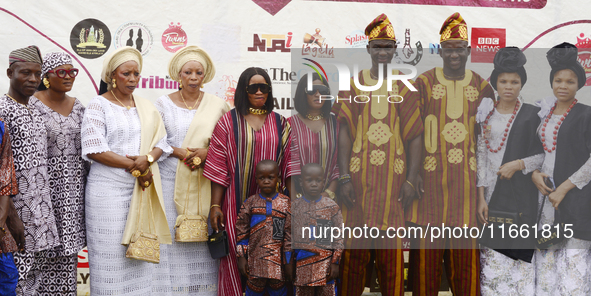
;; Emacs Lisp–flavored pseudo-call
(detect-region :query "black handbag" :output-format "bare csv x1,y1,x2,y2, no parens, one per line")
479,180,522,250
207,230,229,259
479,209,521,249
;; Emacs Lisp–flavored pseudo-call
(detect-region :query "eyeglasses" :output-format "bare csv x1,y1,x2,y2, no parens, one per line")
246,83,271,94
305,85,330,96
47,68,79,78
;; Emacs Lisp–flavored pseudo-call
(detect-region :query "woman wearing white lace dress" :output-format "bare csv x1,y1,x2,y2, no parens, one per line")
531,42,591,296
153,46,229,295
476,47,544,296
81,47,172,295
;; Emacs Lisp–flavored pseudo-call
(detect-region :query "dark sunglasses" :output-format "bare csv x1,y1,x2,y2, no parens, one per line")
305,85,330,96
47,68,79,78
246,83,271,94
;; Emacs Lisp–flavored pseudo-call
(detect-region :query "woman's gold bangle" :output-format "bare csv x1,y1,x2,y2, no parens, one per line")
140,168,150,177
406,180,416,192
210,204,221,210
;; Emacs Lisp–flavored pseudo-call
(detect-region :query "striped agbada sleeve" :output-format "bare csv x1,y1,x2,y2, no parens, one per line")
0,121,17,196
203,113,231,187
398,83,424,142
327,118,340,182
278,115,297,179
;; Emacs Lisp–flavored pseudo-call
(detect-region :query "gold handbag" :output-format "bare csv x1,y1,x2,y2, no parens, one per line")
126,190,160,263
175,168,209,242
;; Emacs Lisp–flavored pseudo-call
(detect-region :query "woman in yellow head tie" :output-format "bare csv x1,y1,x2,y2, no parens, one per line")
153,45,229,294
81,46,173,295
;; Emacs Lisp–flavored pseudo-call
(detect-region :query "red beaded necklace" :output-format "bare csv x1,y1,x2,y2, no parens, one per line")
541,99,577,153
484,100,521,153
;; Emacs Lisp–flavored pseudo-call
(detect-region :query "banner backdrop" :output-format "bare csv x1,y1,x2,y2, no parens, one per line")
1,0,591,294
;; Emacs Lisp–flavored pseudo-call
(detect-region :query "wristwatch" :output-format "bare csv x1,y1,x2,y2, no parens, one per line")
146,154,154,165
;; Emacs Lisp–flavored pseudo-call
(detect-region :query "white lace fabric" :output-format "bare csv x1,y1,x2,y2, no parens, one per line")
476,108,543,203
81,95,172,295
152,95,219,295
534,114,591,295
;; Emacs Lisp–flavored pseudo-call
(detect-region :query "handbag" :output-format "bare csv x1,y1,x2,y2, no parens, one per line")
126,190,160,263
207,230,229,259
175,168,209,242
479,180,522,250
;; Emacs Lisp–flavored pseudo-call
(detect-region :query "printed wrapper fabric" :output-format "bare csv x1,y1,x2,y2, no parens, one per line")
332,69,423,231
291,195,343,287
235,193,291,281
407,67,494,228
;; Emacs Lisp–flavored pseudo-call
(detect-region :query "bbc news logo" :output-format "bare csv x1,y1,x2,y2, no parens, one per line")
478,37,500,45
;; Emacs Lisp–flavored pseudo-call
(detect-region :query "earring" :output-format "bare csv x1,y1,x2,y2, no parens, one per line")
43,78,50,89
179,80,183,89
112,78,117,89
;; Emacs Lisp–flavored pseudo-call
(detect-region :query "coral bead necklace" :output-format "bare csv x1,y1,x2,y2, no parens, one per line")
541,99,577,153
484,100,521,153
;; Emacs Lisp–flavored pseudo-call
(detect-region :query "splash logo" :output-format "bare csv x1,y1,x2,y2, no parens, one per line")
345,30,369,48
247,32,293,52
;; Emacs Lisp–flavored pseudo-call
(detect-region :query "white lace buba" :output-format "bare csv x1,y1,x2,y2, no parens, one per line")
81,96,172,295
476,97,495,124
153,95,219,295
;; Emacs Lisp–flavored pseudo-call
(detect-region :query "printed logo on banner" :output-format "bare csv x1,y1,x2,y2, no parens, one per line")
394,28,423,66
247,32,293,52
214,75,238,107
345,30,369,48
265,67,296,84
162,22,188,53
575,33,591,86
135,75,180,90
471,28,506,63
115,22,154,56
70,18,112,59
302,28,334,58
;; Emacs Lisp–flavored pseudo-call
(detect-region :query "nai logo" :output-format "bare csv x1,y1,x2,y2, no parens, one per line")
302,28,334,58
576,33,591,86
162,22,188,53
247,32,293,53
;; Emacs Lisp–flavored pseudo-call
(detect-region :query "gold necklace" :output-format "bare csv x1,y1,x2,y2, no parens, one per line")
5,94,30,111
180,90,203,110
306,113,324,121
249,108,267,115
110,90,134,110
